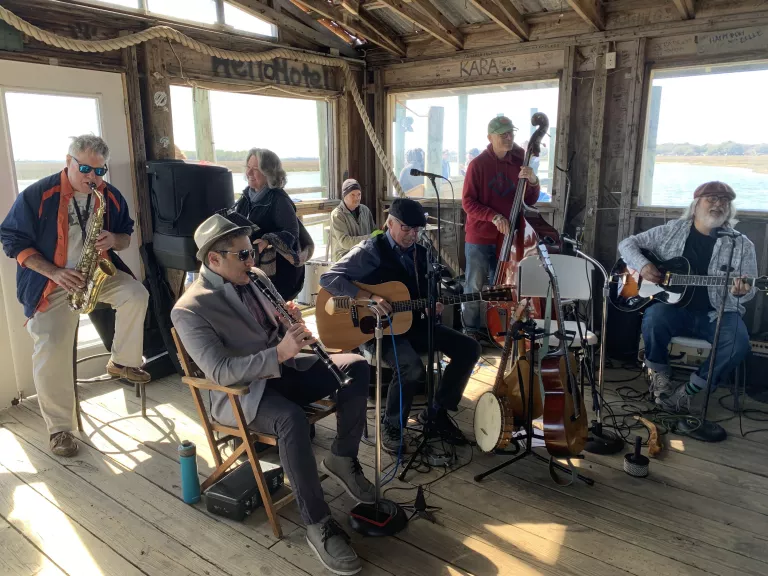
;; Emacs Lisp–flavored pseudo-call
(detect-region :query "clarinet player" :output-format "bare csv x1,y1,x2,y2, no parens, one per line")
171,214,373,575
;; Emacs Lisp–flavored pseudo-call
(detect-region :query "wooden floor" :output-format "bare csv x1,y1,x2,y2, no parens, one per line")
3,347,768,576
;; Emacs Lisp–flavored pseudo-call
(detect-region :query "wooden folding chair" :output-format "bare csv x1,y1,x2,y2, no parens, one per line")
170,328,336,538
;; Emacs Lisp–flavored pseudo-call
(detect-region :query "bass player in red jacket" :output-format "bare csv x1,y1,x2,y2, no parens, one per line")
461,116,541,342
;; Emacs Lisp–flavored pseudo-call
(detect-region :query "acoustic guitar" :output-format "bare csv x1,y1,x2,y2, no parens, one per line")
315,281,514,351
610,248,768,312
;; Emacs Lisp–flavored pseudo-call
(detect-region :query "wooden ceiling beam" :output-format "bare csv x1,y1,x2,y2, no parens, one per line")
565,0,605,31
291,0,406,55
468,0,529,41
376,0,463,50
670,0,695,19
409,0,465,49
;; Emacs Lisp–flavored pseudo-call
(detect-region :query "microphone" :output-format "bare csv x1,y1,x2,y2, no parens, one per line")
410,168,445,180
710,227,743,239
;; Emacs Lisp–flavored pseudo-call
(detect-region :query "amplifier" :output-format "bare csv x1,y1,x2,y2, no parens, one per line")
204,461,284,522
751,340,768,358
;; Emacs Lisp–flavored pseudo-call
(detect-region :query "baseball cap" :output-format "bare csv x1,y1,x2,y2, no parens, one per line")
488,116,517,135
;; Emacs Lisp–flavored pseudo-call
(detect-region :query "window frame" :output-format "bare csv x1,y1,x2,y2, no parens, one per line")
384,77,562,211
168,81,339,201
635,58,768,217
75,0,278,40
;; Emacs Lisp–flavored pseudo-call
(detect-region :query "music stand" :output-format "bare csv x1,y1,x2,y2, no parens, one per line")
349,305,408,536
473,321,594,486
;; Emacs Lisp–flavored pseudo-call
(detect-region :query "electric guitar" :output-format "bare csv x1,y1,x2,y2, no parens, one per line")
315,281,514,350
610,248,768,312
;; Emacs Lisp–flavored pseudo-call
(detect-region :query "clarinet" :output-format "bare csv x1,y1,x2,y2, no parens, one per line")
248,271,353,388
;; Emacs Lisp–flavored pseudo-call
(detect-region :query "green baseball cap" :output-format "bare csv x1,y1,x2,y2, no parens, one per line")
488,115,516,135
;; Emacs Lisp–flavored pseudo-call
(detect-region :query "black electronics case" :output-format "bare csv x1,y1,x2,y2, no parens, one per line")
204,460,284,522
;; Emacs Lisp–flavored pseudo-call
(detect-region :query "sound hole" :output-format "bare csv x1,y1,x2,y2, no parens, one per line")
359,315,392,334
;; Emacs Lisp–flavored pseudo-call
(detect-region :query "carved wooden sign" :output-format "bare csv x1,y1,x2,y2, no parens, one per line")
696,26,768,55
383,49,564,88
162,44,339,93
210,56,336,90
648,25,768,60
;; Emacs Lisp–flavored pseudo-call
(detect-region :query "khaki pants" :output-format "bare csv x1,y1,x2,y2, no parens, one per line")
26,270,149,435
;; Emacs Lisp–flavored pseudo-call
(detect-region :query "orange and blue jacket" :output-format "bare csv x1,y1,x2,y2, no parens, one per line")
0,170,134,318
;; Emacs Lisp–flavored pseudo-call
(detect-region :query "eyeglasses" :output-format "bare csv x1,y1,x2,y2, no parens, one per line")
392,217,421,234
73,157,108,177
218,249,257,261
704,195,732,205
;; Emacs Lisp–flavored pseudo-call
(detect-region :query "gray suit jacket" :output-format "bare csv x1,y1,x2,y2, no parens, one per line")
171,265,318,427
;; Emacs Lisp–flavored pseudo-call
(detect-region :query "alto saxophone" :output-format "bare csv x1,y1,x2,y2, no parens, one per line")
67,182,117,313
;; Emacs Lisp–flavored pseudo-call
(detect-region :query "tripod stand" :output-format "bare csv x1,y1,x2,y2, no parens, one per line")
474,321,594,486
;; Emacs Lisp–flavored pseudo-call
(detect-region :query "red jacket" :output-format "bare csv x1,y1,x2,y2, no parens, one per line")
462,143,540,245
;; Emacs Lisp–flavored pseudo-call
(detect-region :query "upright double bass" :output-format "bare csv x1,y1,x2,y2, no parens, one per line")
486,113,561,344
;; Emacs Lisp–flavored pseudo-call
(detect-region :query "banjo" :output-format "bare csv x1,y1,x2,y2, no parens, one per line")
474,300,538,453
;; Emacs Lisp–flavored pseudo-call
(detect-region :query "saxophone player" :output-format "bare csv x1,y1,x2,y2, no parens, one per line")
0,135,150,457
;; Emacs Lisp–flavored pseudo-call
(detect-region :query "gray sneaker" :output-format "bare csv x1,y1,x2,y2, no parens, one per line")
656,383,691,413
50,431,78,457
382,424,415,455
321,454,375,505
649,369,672,399
306,516,361,576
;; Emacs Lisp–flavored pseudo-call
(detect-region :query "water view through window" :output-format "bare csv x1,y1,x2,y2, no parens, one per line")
640,63,768,211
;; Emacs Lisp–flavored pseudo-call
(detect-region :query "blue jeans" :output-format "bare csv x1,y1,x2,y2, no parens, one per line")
462,242,498,331
642,304,750,390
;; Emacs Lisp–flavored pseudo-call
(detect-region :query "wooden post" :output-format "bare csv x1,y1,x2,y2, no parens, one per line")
316,100,329,196
582,44,607,255
192,87,215,162
373,69,385,204
394,101,406,177
425,106,444,196
215,0,226,25
548,125,556,184
458,94,468,177
639,85,662,207
617,38,647,245
141,39,174,161
553,45,575,232
122,45,152,245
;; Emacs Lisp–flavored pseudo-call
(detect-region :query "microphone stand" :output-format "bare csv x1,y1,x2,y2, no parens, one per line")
400,175,450,480
569,243,625,454
674,234,735,443
350,304,408,536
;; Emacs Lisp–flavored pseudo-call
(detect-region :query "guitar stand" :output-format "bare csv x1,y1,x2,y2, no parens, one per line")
473,321,594,487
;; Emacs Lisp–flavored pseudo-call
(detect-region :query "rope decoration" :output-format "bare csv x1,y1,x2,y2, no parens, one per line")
0,5,404,197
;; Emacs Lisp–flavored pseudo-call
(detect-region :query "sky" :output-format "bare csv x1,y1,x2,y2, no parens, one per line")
170,86,326,158
652,68,768,145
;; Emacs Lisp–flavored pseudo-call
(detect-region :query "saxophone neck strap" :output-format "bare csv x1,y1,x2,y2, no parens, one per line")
72,192,93,243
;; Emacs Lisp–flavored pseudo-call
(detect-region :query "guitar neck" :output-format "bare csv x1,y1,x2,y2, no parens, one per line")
391,292,485,313
668,274,752,287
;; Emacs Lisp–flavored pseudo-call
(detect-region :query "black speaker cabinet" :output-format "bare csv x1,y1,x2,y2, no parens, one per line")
147,160,235,271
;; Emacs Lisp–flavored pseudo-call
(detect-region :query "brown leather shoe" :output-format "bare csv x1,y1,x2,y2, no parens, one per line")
107,360,151,384
50,431,78,457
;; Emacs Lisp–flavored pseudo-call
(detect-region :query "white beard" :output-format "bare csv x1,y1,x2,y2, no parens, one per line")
701,211,727,229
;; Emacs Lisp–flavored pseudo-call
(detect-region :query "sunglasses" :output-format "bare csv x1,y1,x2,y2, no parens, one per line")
73,157,108,177
704,195,732,205
218,249,257,261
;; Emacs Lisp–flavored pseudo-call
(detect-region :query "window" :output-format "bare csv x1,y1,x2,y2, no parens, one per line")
224,2,276,37
169,87,331,251
4,92,101,194
88,0,140,7
148,0,217,24
389,80,560,202
639,62,768,212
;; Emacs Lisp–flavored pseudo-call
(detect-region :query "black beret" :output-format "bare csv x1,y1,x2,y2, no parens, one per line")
390,197,426,228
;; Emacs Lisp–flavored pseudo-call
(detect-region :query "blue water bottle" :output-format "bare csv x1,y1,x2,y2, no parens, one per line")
178,440,201,504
